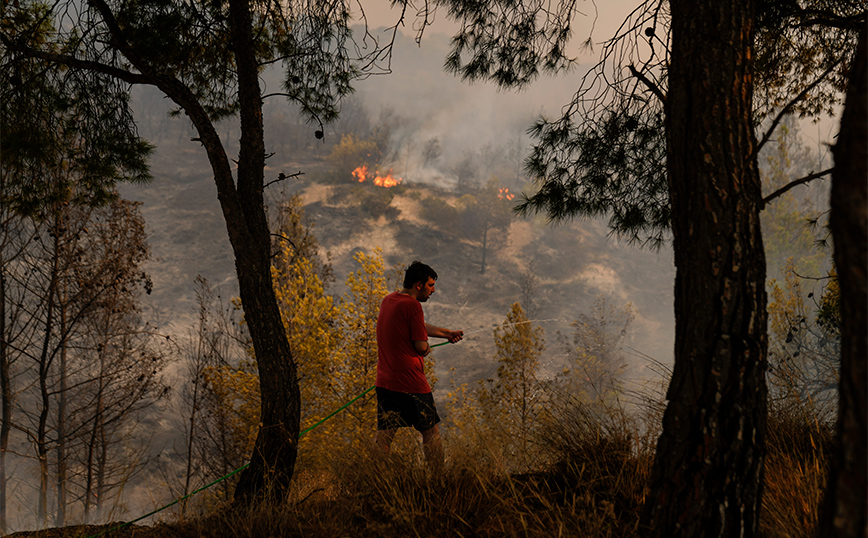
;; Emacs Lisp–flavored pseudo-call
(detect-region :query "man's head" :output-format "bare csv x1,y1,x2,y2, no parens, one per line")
403,261,438,302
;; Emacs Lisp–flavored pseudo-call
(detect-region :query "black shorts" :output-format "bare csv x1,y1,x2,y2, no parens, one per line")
376,387,441,432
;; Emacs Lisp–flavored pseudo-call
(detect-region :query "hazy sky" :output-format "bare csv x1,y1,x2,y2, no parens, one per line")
341,0,644,188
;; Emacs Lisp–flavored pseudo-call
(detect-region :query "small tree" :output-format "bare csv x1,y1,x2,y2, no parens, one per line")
324,250,405,453
328,134,380,182
69,199,166,524
176,276,253,511
556,297,634,407
477,303,546,469
460,177,515,274
767,261,839,423
759,116,830,280
271,197,340,465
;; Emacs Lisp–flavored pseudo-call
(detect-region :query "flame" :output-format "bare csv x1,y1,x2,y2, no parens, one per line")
352,165,368,182
351,165,402,188
498,187,515,201
374,170,401,188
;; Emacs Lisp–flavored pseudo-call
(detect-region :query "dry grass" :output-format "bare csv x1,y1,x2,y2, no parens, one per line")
10,400,833,538
760,409,833,538
132,406,654,538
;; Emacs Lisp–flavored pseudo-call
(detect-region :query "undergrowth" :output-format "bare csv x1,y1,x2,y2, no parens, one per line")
150,405,831,538
10,400,832,538
153,400,654,538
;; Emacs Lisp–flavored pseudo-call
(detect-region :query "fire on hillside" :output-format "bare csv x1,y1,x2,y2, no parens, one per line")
352,165,402,188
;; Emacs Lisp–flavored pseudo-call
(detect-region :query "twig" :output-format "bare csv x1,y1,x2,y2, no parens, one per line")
754,59,842,158
264,171,304,190
628,64,666,104
762,168,833,208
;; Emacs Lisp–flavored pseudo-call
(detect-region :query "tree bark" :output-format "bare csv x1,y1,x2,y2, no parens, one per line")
641,1,768,536
818,25,867,538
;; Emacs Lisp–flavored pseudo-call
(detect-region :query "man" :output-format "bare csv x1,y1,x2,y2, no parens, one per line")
375,261,463,470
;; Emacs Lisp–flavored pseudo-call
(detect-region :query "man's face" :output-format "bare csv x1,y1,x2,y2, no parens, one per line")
417,277,436,302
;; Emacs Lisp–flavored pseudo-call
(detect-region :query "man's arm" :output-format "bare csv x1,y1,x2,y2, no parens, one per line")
413,340,431,357
425,323,464,343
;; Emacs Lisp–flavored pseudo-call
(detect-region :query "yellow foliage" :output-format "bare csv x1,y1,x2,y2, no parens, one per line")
468,303,547,470
200,360,261,460
214,240,436,471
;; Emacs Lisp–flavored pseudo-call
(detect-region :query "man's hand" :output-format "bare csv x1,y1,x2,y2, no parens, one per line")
446,330,464,344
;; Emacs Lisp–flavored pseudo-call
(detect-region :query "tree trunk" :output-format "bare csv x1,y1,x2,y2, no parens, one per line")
96,409,107,523
481,226,488,274
818,25,867,538
55,284,67,527
223,0,300,505
37,222,61,527
48,0,303,506
182,359,201,518
83,353,104,524
135,0,302,506
0,237,9,535
641,1,768,536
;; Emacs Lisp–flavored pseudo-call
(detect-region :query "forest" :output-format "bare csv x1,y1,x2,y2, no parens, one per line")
0,0,865,537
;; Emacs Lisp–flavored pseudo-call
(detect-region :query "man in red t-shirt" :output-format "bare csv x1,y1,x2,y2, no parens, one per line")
375,261,463,469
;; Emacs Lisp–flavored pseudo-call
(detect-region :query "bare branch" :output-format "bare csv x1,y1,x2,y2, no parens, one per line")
762,168,834,208
755,58,843,157
797,10,866,30
263,171,304,190
628,63,666,104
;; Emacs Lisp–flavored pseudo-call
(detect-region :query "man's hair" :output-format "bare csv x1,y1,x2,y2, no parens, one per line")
403,261,437,288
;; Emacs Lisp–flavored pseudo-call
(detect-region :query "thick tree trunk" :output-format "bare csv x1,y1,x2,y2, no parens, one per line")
818,25,867,538
641,1,768,536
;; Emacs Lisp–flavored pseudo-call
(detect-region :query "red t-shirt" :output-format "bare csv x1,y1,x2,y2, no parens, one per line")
376,291,430,393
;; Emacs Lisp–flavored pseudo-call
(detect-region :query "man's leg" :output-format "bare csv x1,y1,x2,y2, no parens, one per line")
375,428,397,453
420,424,444,471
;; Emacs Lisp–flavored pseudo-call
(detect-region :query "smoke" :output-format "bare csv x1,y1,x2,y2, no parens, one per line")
350,29,584,190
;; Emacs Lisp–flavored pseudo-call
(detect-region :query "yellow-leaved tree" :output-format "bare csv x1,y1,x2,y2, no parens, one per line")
270,196,342,466
195,195,341,477
328,133,379,181
312,249,412,457
476,302,547,469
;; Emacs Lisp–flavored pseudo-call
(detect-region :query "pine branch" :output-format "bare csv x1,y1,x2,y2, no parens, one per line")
0,35,152,86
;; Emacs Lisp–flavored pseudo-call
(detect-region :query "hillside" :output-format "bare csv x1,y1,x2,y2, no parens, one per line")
121,132,676,396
